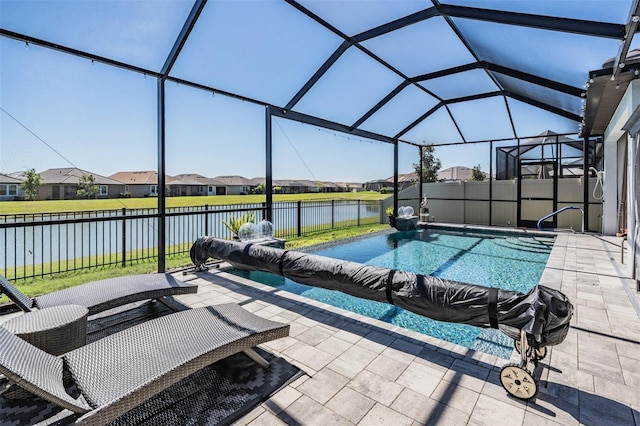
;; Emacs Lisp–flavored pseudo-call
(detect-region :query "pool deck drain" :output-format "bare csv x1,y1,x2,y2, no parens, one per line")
172,232,639,425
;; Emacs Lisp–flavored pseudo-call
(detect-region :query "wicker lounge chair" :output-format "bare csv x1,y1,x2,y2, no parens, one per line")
0,303,290,425
0,273,197,316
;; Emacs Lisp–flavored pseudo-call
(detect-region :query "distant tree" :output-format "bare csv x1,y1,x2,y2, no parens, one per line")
253,183,265,194
20,168,43,201
470,164,487,181
413,145,441,182
272,186,282,194
77,174,99,199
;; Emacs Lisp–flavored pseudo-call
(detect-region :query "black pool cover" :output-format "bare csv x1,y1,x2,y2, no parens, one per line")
191,237,573,348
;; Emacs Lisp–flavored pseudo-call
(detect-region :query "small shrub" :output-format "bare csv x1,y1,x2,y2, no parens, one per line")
222,212,256,237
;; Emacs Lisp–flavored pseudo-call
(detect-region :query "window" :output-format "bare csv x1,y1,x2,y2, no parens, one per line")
150,185,158,194
0,185,6,196
99,185,108,195
8,185,17,196
208,185,214,193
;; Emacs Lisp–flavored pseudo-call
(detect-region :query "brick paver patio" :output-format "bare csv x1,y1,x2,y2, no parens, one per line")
174,232,639,426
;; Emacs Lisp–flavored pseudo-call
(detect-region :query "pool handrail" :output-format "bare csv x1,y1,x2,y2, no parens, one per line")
537,206,584,233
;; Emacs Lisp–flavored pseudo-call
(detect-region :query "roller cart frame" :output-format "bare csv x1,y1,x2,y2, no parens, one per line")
499,330,548,400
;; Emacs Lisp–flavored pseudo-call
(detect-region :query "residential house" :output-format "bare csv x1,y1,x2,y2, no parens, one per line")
395,173,418,190
399,166,480,182
213,176,253,195
0,173,23,200
319,181,338,192
283,179,321,194
170,174,226,196
110,171,176,198
321,181,364,193
364,179,394,192
365,174,416,192
38,168,124,200
437,166,475,182
341,182,364,192
250,178,326,194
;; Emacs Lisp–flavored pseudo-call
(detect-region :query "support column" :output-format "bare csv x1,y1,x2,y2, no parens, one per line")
602,136,618,235
157,78,166,272
265,106,273,222
489,141,493,226
418,146,424,204
393,140,399,217
583,136,590,232
627,133,637,274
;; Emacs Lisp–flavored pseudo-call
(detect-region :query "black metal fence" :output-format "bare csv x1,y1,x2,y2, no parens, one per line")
0,199,381,281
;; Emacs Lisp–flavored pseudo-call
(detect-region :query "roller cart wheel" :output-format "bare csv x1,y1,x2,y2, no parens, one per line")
514,339,527,355
499,363,538,401
514,340,547,360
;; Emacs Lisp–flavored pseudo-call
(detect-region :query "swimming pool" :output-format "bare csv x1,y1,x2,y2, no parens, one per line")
230,227,555,359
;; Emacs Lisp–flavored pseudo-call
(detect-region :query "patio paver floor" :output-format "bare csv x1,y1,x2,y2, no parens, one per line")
169,233,639,425
3,232,636,425
172,232,639,425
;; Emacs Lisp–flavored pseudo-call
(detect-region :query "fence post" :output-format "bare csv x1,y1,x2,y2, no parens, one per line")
331,200,335,229
297,201,302,237
121,208,126,267
357,199,361,226
204,204,209,235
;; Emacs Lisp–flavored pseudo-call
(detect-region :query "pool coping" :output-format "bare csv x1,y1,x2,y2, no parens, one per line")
292,222,560,256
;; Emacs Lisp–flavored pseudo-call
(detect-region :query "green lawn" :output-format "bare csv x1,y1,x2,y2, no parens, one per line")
1,223,390,301
0,191,389,214
0,192,391,301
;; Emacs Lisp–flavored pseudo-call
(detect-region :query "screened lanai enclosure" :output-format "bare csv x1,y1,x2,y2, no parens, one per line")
1,1,639,278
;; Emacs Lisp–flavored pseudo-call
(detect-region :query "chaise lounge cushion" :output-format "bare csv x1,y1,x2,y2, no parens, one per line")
0,303,290,426
1,273,198,316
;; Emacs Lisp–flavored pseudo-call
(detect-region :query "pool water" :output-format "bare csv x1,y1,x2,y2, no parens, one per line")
230,228,555,359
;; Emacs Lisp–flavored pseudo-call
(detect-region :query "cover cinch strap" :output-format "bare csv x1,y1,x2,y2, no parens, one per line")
488,287,499,329
279,251,288,276
386,270,396,305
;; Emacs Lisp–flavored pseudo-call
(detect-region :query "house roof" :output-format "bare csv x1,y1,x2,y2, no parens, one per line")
171,174,225,186
239,177,364,189
438,166,474,181
583,49,640,136
0,173,22,184
110,171,176,185
40,168,123,185
213,175,253,186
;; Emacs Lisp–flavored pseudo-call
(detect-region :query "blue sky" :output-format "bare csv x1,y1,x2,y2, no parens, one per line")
0,1,629,182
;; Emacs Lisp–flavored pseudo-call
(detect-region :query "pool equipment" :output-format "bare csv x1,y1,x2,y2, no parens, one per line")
190,237,573,401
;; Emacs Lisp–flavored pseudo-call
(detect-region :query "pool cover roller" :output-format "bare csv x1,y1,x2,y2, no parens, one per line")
190,237,573,348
